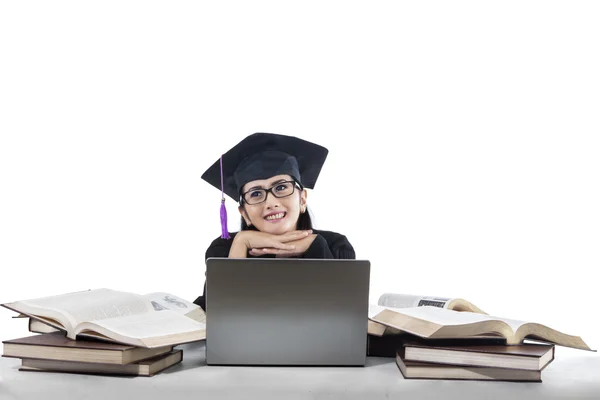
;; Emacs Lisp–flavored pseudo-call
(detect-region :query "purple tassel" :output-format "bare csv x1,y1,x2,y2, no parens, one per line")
219,154,230,239
220,199,230,239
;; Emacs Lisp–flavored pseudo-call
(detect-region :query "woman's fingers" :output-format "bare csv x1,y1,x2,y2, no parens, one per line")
244,231,312,252
267,240,296,250
250,248,295,256
278,230,312,243
249,248,275,256
248,249,264,256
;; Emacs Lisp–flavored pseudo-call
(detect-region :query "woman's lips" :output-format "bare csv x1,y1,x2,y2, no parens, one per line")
264,212,286,222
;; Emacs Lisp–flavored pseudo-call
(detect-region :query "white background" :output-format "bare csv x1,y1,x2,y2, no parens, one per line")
1,1,598,349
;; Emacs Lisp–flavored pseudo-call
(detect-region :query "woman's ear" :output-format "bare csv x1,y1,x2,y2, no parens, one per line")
238,205,252,226
300,189,308,213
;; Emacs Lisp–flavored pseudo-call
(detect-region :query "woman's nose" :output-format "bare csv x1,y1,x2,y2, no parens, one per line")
263,191,281,208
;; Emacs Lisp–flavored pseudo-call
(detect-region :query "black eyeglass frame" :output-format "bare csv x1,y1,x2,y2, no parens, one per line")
239,180,304,205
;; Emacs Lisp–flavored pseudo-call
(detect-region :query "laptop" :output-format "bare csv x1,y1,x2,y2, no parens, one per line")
205,258,370,366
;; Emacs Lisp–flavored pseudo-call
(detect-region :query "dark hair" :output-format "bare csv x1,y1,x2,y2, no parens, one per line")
240,208,313,231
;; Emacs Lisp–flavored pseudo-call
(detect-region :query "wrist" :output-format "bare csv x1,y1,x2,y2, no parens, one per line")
233,231,250,249
229,233,249,258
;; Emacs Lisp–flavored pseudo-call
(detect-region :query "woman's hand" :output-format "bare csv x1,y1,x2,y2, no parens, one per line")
249,234,317,257
237,230,313,252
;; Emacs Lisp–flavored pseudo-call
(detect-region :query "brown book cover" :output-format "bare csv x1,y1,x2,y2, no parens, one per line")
367,335,506,358
395,350,542,382
2,333,173,365
19,350,183,377
403,340,555,371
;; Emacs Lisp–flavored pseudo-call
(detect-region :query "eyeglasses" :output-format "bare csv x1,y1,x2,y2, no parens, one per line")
241,180,302,205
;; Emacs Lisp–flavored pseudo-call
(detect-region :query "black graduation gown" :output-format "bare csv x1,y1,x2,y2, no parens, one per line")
193,229,356,311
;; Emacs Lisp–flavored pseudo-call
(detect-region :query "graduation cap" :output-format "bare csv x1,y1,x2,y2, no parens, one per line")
201,132,329,239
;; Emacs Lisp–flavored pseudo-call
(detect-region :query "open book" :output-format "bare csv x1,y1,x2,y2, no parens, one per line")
142,292,206,324
368,293,487,336
24,291,205,334
369,305,593,351
2,289,206,348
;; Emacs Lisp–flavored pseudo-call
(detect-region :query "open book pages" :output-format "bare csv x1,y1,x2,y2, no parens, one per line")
142,292,205,323
378,293,487,314
76,310,205,348
23,292,205,333
2,289,206,348
369,293,487,337
369,305,593,351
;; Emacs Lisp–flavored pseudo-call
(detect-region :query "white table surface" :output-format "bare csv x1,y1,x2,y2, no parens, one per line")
1,341,599,400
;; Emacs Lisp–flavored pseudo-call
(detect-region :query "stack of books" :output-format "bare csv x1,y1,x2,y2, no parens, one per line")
395,339,554,382
366,293,594,382
368,335,554,382
3,332,183,377
1,289,206,377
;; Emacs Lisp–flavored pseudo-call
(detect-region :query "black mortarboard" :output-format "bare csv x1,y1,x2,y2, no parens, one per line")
201,132,329,238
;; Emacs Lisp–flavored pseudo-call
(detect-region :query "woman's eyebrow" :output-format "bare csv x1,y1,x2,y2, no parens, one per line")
268,179,287,186
247,179,287,191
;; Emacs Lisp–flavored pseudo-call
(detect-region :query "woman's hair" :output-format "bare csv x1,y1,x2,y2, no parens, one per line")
240,208,314,231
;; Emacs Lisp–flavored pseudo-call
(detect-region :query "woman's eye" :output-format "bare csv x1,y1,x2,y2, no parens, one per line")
275,184,289,192
250,191,263,198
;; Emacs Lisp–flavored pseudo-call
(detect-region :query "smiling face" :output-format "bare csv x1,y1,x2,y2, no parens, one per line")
238,174,307,235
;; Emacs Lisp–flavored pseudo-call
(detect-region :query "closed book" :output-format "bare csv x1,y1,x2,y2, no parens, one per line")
367,335,506,358
20,349,183,377
28,319,60,334
403,340,554,370
395,349,542,382
2,333,173,365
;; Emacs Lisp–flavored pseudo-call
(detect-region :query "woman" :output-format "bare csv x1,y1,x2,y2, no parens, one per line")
193,132,355,310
